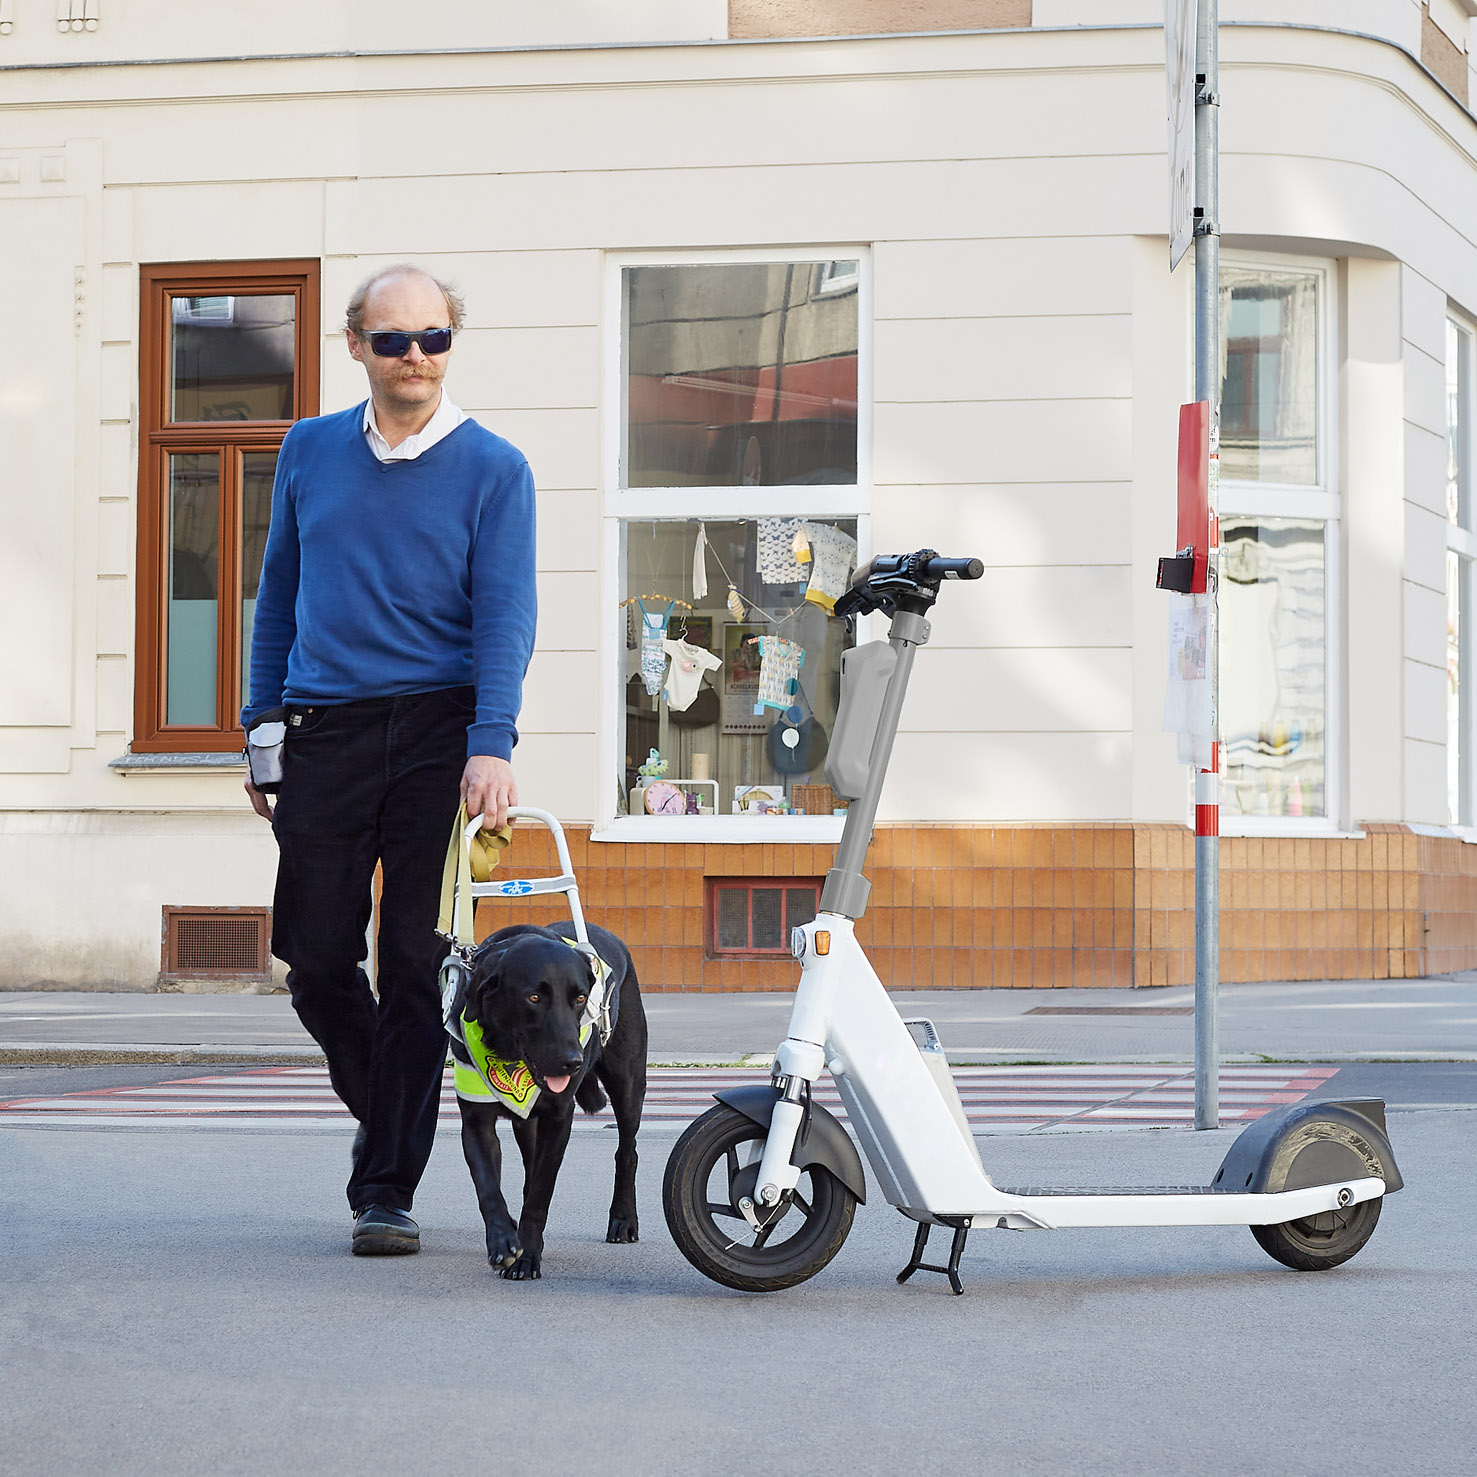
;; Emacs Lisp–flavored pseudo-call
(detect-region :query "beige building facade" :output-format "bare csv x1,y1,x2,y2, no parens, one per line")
4,1,1477,990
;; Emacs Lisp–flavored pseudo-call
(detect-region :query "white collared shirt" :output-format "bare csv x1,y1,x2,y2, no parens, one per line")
362,392,467,462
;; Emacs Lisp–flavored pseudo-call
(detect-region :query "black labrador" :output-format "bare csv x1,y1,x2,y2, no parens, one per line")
451,921,647,1279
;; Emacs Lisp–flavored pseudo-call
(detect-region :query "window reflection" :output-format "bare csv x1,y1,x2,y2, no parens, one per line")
622,519,856,816
1448,319,1474,824
171,293,296,422
623,263,858,488
1448,318,1469,527
1220,518,1325,817
166,453,220,726
1219,266,1318,485
1449,549,1466,825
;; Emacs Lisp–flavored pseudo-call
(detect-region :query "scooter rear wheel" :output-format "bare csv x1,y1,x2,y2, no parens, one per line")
1251,1195,1382,1271
663,1104,857,1292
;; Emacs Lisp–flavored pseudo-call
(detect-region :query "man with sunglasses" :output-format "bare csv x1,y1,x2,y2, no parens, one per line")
241,264,537,1257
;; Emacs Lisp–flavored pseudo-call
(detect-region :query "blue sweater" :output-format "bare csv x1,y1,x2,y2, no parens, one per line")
241,403,537,760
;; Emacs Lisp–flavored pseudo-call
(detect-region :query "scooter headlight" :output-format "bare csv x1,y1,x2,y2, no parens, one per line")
790,926,807,961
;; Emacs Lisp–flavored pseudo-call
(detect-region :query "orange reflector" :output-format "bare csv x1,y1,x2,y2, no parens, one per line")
814,931,831,955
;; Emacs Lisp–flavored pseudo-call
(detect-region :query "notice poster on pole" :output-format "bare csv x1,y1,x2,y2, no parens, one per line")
1164,591,1213,769
1165,0,1196,269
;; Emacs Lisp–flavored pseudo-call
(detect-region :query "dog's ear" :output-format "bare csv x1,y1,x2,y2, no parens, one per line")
465,944,507,1020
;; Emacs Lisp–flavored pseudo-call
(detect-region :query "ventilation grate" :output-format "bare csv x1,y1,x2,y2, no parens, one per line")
708,878,822,957
162,907,271,978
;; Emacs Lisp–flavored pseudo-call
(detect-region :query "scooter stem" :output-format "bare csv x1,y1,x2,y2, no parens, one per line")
820,606,931,919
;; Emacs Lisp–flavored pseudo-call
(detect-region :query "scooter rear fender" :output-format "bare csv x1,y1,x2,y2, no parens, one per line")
1212,1097,1403,1196
715,1085,868,1205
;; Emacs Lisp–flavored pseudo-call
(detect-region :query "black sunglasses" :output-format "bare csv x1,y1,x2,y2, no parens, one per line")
362,327,454,358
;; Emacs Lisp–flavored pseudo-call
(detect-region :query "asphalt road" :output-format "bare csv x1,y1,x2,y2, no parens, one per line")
1,1103,1471,1475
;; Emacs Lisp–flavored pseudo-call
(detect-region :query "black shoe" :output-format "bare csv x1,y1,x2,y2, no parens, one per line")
351,1204,420,1256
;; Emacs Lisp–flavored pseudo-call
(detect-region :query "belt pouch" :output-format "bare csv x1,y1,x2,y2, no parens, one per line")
245,707,288,791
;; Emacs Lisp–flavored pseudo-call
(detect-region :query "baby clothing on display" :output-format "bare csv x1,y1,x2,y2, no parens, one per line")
636,597,674,696
692,522,710,601
753,635,806,714
662,639,721,712
757,517,809,584
801,523,858,612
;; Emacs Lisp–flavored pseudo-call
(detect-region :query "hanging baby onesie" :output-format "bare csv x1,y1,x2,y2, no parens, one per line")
635,598,674,696
757,518,809,584
692,523,710,601
801,522,858,613
753,635,806,715
663,639,722,712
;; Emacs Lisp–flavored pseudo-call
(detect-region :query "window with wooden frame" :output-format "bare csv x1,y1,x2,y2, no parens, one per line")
133,260,320,752
708,877,821,957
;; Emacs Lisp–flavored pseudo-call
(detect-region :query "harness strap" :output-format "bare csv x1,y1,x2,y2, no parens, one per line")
436,804,513,945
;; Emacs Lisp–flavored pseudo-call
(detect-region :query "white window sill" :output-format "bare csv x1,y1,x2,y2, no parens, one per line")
1406,822,1477,843
1218,819,1365,840
592,815,846,845
109,751,246,774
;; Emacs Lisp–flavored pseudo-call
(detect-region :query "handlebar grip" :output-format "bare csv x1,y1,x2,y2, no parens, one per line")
923,556,984,581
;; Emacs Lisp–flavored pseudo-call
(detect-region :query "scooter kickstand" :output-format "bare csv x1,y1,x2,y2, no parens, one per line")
897,1222,932,1285
896,1220,969,1295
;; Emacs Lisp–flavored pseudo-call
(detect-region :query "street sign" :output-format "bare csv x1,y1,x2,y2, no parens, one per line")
1165,0,1196,268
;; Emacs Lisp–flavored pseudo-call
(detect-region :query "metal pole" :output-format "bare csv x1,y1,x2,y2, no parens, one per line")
1193,0,1221,1129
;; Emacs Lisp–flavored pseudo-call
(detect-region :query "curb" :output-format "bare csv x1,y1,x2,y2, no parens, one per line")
0,1045,777,1070
0,1045,327,1067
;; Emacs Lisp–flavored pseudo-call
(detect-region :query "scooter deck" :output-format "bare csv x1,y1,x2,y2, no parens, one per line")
995,1184,1238,1196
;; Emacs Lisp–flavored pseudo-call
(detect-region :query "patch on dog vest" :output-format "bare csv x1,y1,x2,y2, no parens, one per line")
451,1010,592,1117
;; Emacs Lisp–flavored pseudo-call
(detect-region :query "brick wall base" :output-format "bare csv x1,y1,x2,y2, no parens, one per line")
471,823,1477,991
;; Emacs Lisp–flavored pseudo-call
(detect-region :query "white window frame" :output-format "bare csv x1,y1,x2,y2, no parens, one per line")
596,247,873,843
1446,309,1477,830
1218,251,1343,837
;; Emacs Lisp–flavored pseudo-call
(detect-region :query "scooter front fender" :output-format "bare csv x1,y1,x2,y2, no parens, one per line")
715,1085,868,1205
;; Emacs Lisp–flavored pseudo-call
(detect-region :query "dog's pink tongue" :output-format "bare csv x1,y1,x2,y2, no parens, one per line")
544,1074,571,1094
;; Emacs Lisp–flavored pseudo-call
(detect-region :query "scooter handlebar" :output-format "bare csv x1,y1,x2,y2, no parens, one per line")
922,556,984,581
834,550,985,618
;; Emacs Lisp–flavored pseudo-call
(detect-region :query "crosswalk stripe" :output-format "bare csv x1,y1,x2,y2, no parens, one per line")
0,1063,1337,1133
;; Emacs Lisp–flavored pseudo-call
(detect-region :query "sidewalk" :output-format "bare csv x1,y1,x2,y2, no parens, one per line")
2,974,1475,1066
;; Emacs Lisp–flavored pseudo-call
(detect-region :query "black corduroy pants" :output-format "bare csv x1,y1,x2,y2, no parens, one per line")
269,686,470,1213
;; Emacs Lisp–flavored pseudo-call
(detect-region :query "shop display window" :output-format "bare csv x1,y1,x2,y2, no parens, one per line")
620,518,857,817
1218,256,1337,826
609,252,866,828
1220,518,1327,818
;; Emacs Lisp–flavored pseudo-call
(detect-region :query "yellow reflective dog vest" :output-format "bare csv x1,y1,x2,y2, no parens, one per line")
445,942,610,1118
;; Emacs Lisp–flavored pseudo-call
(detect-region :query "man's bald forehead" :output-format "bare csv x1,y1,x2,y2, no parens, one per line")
345,264,465,334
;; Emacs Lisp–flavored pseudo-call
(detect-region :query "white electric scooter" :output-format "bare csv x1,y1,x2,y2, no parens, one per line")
662,551,1403,1294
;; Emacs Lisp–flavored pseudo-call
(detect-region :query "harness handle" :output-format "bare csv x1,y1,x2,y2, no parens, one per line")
445,807,592,949
441,806,612,1059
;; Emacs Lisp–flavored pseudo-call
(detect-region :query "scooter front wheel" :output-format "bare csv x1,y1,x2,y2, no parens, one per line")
663,1104,856,1292
1251,1195,1382,1271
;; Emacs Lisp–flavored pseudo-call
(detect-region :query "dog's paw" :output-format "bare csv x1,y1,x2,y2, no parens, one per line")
501,1252,542,1281
486,1230,523,1270
606,1215,639,1244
